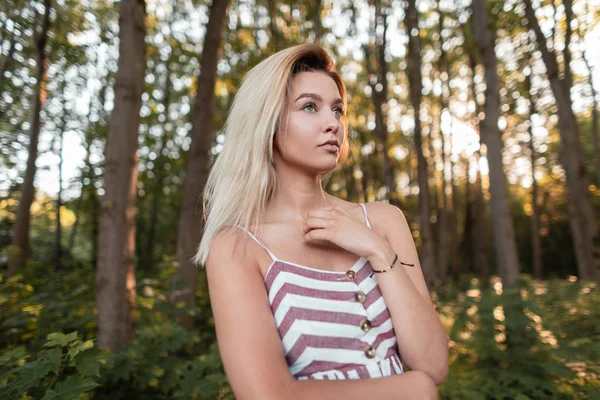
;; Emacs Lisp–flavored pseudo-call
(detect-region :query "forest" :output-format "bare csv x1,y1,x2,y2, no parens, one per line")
0,0,599,398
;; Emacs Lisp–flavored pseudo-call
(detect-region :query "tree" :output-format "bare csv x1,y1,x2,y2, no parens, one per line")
405,0,437,287
523,0,600,282
472,0,521,287
174,0,230,329
436,0,449,285
96,0,146,353
526,72,543,279
7,0,52,275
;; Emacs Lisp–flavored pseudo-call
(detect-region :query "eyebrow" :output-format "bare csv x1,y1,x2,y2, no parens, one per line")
294,93,343,105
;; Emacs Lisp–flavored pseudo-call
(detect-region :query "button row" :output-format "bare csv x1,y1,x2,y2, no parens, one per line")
348,270,375,359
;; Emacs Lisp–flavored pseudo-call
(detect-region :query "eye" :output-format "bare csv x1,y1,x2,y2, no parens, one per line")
333,107,345,118
302,103,317,112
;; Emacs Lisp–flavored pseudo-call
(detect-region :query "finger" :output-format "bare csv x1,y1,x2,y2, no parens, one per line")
303,217,330,233
304,228,330,242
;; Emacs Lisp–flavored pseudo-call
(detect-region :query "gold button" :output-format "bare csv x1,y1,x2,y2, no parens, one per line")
346,270,357,281
355,291,366,304
364,346,376,358
360,319,372,332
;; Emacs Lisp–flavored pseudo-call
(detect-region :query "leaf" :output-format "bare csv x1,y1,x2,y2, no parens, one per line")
18,348,63,380
0,346,28,366
41,377,99,400
6,348,63,399
44,332,79,348
67,340,94,360
74,348,106,378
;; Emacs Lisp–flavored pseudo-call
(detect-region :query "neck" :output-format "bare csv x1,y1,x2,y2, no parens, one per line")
267,168,334,223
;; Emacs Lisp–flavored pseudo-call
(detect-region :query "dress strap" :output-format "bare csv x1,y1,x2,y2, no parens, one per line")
359,203,372,229
233,226,278,262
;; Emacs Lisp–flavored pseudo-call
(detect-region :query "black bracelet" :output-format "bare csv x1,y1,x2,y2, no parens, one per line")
372,253,398,274
370,253,415,278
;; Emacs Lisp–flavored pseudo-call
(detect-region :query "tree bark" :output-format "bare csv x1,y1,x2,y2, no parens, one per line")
526,75,543,280
436,0,448,285
472,0,521,287
459,156,475,276
313,0,322,44
96,0,146,353
363,0,396,206
266,0,280,50
524,0,600,282
54,80,67,271
577,6,600,188
468,54,490,286
7,0,52,276
562,0,573,103
405,0,437,287
174,0,230,329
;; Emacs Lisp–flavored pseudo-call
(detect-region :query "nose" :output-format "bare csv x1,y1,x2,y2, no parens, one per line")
324,111,340,134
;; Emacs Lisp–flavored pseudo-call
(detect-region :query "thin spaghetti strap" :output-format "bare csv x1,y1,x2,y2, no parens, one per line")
359,203,372,229
233,225,278,262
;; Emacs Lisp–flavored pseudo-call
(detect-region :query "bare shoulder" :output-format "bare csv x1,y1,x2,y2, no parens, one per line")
205,226,261,276
363,201,410,236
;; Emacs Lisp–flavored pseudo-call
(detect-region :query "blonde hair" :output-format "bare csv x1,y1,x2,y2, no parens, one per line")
194,43,349,266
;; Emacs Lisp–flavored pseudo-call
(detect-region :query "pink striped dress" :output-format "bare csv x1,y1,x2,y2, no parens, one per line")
238,203,404,380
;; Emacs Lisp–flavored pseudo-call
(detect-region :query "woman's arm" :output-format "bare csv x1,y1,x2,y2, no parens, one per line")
206,228,439,400
365,202,449,385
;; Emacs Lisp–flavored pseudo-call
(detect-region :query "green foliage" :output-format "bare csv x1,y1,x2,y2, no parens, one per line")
438,275,600,399
0,331,105,400
0,265,231,399
3,267,599,399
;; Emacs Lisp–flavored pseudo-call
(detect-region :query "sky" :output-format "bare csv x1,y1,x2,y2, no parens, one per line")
25,1,600,201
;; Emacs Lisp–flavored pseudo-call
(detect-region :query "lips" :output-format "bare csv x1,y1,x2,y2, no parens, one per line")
320,143,339,152
319,140,339,148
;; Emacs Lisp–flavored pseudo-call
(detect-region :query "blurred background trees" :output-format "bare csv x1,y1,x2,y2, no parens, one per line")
1,0,599,398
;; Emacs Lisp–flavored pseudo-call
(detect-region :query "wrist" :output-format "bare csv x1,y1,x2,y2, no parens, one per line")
367,239,395,269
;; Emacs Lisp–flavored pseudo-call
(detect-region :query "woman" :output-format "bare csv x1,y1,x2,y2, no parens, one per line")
195,44,448,399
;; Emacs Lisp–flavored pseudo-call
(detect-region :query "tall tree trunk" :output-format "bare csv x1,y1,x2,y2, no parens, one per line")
562,0,573,103
96,0,146,353
582,52,600,187
467,54,490,286
348,2,374,203
458,157,475,283
174,0,230,329
524,0,600,282
364,0,396,206
405,0,437,287
7,0,52,276
54,80,67,271
68,144,90,253
459,156,474,276
143,11,175,271
437,0,449,285
527,75,543,280
313,0,322,44
472,0,520,287
266,0,280,50
578,4,600,187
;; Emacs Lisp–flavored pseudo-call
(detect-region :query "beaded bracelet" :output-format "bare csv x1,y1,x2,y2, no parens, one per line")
370,253,415,278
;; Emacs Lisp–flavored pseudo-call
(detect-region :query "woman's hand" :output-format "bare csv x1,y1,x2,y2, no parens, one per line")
302,204,390,259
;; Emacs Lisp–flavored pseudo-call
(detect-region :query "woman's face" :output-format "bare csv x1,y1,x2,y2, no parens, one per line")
274,71,345,174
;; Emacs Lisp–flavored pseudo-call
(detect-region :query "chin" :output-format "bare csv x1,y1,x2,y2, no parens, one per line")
318,164,338,175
